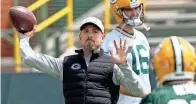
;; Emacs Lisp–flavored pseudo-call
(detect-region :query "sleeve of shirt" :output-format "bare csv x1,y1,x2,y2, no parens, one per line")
19,34,64,80
112,64,151,97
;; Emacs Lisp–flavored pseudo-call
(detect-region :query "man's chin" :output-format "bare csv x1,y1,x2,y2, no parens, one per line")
85,44,95,50
91,46,96,51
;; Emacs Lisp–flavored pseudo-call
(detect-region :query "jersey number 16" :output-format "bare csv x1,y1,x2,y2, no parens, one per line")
130,45,149,75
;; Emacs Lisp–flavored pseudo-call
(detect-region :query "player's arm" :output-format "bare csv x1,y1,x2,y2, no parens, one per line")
113,64,150,97
120,84,150,97
19,32,63,80
120,85,142,97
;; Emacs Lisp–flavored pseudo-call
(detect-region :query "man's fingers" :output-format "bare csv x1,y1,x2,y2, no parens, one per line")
123,39,126,50
120,38,122,49
27,25,37,37
123,39,126,48
109,49,112,55
109,49,114,56
33,25,37,32
113,40,118,52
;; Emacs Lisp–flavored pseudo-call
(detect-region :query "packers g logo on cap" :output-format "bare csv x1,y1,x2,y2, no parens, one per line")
110,0,117,3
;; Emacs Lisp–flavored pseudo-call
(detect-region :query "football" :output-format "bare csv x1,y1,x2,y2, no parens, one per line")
9,6,37,34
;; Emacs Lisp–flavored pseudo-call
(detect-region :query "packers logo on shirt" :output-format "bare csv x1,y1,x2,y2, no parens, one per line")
71,63,81,70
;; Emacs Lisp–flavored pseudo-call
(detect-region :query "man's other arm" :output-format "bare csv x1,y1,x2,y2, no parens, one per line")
19,34,63,80
113,64,151,97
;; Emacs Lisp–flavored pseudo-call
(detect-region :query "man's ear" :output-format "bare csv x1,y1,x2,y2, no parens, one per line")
102,33,105,41
102,33,105,39
79,31,81,40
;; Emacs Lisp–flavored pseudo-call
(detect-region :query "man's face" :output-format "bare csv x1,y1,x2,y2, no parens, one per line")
79,24,104,51
123,6,141,19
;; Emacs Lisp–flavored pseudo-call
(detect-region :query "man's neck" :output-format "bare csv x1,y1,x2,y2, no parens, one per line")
118,22,134,33
83,47,100,57
83,49,92,57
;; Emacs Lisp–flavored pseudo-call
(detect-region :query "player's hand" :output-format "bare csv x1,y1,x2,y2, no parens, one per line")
110,38,130,64
22,25,36,37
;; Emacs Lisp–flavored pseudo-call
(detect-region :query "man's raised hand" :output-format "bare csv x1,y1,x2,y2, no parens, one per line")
110,38,131,64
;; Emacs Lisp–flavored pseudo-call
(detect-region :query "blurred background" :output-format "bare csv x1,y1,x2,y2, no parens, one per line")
1,0,196,104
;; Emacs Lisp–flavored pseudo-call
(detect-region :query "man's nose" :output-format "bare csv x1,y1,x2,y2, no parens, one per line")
87,32,93,38
132,9,137,16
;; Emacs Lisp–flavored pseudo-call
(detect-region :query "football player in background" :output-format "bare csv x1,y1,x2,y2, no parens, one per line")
140,36,196,104
101,0,151,103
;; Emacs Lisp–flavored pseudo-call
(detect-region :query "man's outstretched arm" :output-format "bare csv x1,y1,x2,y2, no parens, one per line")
19,33,64,80
113,64,151,97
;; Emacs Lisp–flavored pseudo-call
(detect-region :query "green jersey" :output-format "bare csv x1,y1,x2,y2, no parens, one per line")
140,84,196,104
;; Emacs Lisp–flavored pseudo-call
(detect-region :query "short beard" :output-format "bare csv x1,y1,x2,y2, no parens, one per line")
84,44,96,51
